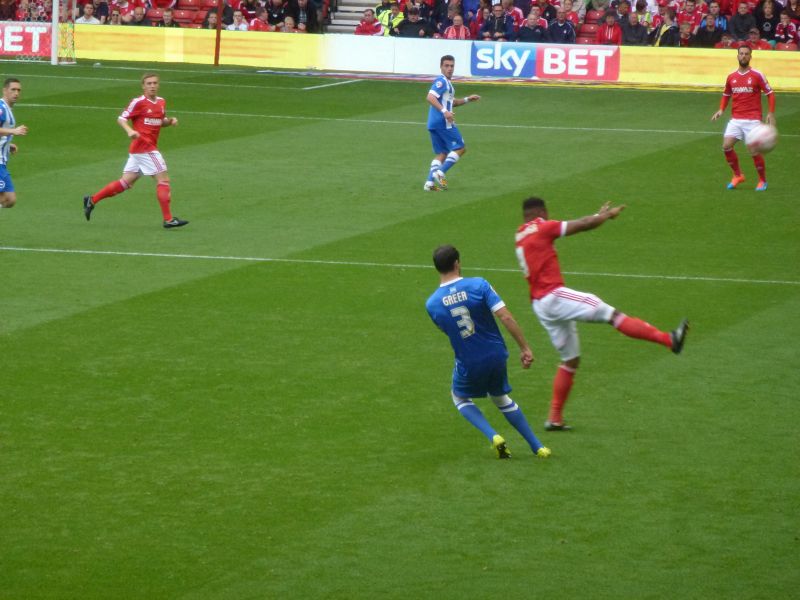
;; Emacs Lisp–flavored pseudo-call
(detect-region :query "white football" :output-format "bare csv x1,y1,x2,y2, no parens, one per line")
745,123,778,154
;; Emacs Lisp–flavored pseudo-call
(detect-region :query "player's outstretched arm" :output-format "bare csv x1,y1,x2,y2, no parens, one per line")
565,201,626,236
0,125,27,136
454,95,481,106
163,117,178,127
494,306,535,369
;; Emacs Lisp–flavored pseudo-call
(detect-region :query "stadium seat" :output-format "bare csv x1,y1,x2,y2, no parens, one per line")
576,35,595,43
194,9,207,22
585,9,601,23
172,8,196,22
146,8,163,21
774,42,798,50
201,0,219,9
177,0,200,9
579,22,598,35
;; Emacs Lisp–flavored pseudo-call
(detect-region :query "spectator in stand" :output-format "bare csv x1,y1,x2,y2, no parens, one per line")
126,5,151,24
375,0,392,16
694,13,723,43
569,0,587,22
107,7,122,22
378,0,404,33
730,0,756,38
462,0,478,22
76,2,102,22
785,0,800,23
516,8,550,38
563,0,581,26
481,2,514,38
596,9,622,41
774,10,798,44
742,24,772,45
534,0,556,21
549,6,577,40
470,5,488,35
591,0,611,15
678,19,695,42
632,0,652,27
15,0,32,19
238,0,260,20
156,7,182,25
443,11,471,35
227,8,249,27
503,0,525,30
622,9,649,40
650,0,667,31
677,0,703,32
707,0,729,31
355,7,384,32
248,5,273,28
529,4,548,26
112,0,136,22
715,29,739,43
265,0,287,26
756,2,779,43
393,5,436,34
279,14,301,29
202,10,218,26
615,0,631,22
651,6,680,43
288,0,320,31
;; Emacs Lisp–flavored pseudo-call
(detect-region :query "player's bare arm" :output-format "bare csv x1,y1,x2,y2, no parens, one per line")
495,306,535,369
565,201,626,236
162,117,178,127
10,143,17,154
453,94,481,106
711,109,724,121
0,125,27,136
118,117,139,139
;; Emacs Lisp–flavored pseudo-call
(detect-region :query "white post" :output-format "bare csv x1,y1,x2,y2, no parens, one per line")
50,0,61,65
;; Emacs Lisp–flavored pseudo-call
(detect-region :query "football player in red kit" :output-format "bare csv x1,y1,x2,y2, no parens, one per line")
515,197,689,431
84,73,188,228
711,45,776,192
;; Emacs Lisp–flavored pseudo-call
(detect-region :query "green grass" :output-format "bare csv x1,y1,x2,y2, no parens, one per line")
1,60,799,598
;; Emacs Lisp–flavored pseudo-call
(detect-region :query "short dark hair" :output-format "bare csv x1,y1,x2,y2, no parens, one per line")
3,78,20,89
440,54,455,66
433,245,460,273
522,197,546,212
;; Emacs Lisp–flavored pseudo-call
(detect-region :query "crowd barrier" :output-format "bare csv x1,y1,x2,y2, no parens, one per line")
73,25,800,90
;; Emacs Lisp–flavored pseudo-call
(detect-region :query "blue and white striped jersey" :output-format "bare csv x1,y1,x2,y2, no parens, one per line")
426,74,455,130
0,99,16,166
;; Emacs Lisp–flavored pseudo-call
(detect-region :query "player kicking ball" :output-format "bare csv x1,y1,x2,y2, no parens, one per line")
711,45,775,192
515,198,689,431
83,72,188,229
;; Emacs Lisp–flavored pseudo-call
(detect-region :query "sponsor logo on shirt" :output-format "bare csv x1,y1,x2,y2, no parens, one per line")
143,117,163,126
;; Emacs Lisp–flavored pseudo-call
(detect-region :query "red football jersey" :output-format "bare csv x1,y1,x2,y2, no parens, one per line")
120,95,167,154
723,68,773,120
515,218,568,300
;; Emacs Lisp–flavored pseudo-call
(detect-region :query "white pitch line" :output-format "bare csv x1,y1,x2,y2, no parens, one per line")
21,102,761,137
302,79,362,91
2,246,798,286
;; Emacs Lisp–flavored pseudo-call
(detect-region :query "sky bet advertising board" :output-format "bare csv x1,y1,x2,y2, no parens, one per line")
471,41,620,82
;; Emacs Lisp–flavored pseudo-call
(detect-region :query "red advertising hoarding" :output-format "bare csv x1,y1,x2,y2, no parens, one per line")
0,22,51,57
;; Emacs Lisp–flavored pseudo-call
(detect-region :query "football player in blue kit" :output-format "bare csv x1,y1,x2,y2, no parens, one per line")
426,245,551,459
423,55,480,192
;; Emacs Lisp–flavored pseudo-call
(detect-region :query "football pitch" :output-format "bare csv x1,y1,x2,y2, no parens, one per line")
1,61,798,598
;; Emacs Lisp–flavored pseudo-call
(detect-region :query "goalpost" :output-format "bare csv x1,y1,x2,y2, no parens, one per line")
0,0,75,64
51,0,77,65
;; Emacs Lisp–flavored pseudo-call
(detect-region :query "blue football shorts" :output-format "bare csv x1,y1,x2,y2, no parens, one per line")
452,359,512,399
0,165,14,193
429,126,465,155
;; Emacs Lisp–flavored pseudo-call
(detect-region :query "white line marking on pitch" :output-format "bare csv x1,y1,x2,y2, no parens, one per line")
302,79,362,91
21,102,766,137
1,246,797,286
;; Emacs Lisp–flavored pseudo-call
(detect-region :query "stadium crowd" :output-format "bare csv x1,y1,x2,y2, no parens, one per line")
10,0,325,31
354,0,800,48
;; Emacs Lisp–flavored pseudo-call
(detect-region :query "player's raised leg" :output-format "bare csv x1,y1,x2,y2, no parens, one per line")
84,172,138,221
611,312,689,354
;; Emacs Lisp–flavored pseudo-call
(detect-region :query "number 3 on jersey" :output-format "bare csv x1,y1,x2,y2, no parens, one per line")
450,306,475,338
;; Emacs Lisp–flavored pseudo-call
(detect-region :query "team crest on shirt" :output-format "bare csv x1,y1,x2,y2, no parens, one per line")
435,81,443,88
